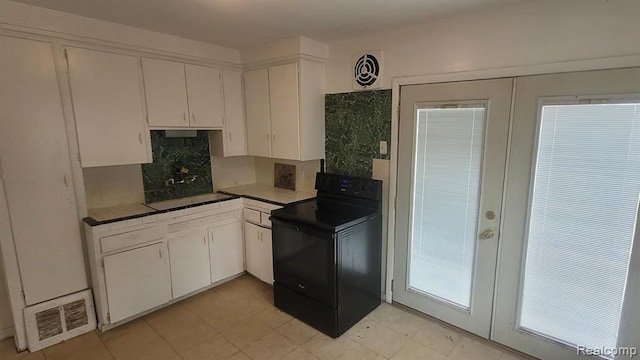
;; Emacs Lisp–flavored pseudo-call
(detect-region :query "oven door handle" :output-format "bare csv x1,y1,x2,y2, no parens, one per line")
271,217,334,237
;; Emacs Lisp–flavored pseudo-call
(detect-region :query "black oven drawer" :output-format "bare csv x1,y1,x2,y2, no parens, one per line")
271,218,337,307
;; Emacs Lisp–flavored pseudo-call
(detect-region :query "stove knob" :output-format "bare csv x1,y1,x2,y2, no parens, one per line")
365,183,373,193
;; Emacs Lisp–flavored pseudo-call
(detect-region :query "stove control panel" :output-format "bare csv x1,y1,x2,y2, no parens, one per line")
315,172,382,200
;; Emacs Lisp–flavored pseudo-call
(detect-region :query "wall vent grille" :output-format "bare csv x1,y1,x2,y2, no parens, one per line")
24,289,96,351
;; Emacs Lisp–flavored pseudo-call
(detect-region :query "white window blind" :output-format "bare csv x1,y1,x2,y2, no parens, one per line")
409,106,485,308
520,103,640,350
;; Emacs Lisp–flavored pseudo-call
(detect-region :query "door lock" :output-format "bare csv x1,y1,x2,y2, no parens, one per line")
481,229,495,239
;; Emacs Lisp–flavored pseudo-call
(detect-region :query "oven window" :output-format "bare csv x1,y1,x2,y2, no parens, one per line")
273,224,334,288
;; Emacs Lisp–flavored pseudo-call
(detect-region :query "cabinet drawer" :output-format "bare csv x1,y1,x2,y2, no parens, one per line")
260,212,272,227
100,226,165,253
243,208,261,223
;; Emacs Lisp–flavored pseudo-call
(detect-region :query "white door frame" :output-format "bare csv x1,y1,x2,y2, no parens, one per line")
386,53,640,304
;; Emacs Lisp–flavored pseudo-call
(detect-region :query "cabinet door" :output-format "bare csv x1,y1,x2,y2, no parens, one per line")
209,221,244,283
260,228,274,284
168,231,211,298
244,222,262,279
269,63,300,160
185,64,224,128
0,37,88,305
103,243,171,323
244,69,272,157
141,58,189,127
67,48,150,167
222,70,248,156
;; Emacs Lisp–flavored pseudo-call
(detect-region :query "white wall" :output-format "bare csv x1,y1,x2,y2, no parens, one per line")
211,156,257,190
0,0,240,65
0,256,14,339
83,165,145,209
326,0,640,93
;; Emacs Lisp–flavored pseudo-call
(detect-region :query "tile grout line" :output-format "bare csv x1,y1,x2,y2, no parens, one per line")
141,314,186,359
95,330,118,360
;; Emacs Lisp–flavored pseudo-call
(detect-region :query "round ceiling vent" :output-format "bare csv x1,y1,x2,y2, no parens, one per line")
354,53,380,87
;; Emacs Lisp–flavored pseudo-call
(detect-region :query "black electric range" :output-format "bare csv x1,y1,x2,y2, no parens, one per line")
270,172,383,337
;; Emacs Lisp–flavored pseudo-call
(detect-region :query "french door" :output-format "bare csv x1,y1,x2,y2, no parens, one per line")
493,68,640,360
394,68,640,360
393,78,513,337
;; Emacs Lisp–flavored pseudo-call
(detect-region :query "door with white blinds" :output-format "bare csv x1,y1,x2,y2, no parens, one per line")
494,68,640,360
394,78,513,337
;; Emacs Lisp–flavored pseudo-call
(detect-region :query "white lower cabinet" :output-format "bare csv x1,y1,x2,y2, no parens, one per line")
103,243,171,324
168,230,211,299
87,198,268,329
209,221,244,284
245,222,273,284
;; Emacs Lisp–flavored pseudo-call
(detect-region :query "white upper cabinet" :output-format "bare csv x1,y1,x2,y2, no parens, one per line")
142,58,225,129
243,59,325,161
185,64,224,128
244,68,272,157
0,36,88,305
66,47,151,167
269,63,300,160
141,58,190,127
221,70,248,156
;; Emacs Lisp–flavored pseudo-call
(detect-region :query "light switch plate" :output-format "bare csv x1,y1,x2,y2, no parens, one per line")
379,141,388,155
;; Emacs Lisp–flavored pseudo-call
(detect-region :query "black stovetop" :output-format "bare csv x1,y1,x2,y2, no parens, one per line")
270,198,379,231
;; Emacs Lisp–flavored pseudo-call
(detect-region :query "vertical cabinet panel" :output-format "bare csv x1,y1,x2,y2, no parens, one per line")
269,63,300,160
168,231,211,298
0,37,88,305
222,70,248,156
209,222,244,284
244,69,272,157
141,58,189,127
103,243,171,323
67,47,150,167
261,228,274,284
244,222,273,284
245,222,262,280
185,64,224,128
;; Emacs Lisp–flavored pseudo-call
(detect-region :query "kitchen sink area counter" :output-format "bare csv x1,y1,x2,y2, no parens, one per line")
146,192,235,211
219,183,316,205
84,193,239,226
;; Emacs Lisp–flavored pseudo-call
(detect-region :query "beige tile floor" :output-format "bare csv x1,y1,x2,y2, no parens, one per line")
0,275,533,360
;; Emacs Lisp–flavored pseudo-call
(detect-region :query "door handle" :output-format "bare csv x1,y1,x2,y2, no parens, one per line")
480,229,495,239
183,112,187,123
192,113,196,123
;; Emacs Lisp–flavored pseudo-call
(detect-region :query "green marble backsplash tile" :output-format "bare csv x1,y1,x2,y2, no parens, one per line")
142,130,213,203
325,89,392,178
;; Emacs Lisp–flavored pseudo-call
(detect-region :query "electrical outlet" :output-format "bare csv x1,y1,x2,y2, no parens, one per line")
379,141,388,155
